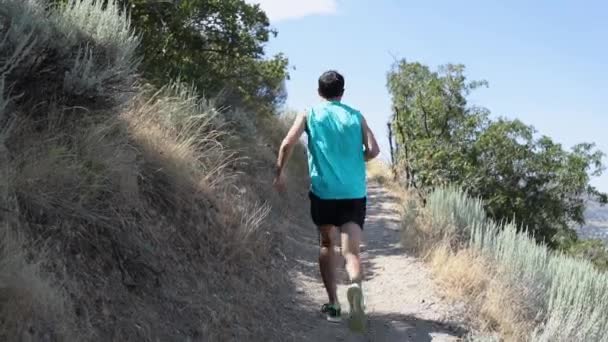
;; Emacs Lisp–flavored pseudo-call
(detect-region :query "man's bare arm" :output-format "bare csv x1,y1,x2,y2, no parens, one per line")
362,116,380,162
276,112,307,176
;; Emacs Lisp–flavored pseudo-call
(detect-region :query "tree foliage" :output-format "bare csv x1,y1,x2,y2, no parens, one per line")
47,0,289,111
387,59,607,246
123,0,288,111
387,62,489,191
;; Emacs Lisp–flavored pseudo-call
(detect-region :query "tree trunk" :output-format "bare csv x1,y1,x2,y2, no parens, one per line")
387,121,394,165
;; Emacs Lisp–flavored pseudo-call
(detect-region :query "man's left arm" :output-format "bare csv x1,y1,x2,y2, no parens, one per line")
274,113,307,188
361,115,380,162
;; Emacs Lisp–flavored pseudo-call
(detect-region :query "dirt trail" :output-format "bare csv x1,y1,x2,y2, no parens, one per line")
284,184,465,341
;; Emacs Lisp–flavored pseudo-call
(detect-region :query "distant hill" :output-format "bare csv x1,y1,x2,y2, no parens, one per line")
578,199,608,243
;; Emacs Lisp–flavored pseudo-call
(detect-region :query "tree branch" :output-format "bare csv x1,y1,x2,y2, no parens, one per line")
417,91,432,138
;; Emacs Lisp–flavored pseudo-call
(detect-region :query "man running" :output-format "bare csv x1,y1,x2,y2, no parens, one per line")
273,70,380,332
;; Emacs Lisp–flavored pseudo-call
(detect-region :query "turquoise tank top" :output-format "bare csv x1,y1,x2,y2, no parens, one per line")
305,101,367,199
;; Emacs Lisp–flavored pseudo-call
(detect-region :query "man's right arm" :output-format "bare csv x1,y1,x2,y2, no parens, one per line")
361,116,380,161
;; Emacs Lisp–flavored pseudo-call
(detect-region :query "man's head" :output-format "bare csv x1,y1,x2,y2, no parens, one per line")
318,70,345,100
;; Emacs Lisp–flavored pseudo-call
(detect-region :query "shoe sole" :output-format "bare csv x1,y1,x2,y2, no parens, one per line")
326,315,341,323
347,286,365,333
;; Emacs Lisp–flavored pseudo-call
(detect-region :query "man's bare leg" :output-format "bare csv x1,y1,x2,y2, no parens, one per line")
341,222,363,283
341,221,366,332
319,225,339,304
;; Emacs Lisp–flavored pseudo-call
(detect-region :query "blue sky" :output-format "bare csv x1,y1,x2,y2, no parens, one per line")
248,0,608,191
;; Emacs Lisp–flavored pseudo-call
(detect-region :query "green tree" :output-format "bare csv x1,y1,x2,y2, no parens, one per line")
561,238,608,271
387,61,489,190
128,0,290,110
387,59,607,246
469,119,606,243
46,0,289,111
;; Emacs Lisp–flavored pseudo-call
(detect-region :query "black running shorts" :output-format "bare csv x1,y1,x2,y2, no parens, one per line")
309,191,367,229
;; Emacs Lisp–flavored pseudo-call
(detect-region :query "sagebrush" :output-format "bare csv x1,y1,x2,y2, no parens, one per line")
403,187,608,341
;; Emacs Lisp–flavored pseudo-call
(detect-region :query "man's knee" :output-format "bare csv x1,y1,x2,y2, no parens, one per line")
319,225,337,249
320,235,332,249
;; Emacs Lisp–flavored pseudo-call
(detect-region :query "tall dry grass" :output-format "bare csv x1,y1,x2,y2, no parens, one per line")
401,186,608,341
0,0,306,340
0,226,74,341
367,159,409,202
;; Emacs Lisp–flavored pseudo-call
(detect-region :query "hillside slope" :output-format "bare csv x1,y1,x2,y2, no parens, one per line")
0,1,310,340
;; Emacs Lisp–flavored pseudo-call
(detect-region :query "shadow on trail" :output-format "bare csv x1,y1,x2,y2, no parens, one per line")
291,310,466,342
358,185,407,281
366,312,467,342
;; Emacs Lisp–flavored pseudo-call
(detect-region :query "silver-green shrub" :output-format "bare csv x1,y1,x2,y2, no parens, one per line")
420,187,608,341
0,0,140,109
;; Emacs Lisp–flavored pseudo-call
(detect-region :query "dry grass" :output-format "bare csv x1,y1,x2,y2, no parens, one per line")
480,278,535,341
0,226,73,341
2,78,307,341
430,246,488,300
0,1,314,340
367,159,409,202
2,84,304,340
401,204,441,257
429,246,534,341
367,159,392,184
400,187,608,342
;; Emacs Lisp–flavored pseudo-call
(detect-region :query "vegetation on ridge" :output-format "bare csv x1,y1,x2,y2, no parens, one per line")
387,59,608,254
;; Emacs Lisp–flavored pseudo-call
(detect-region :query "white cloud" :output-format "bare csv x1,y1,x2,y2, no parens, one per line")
246,0,338,22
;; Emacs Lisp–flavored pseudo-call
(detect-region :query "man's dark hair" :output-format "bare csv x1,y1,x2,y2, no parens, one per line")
318,70,345,99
